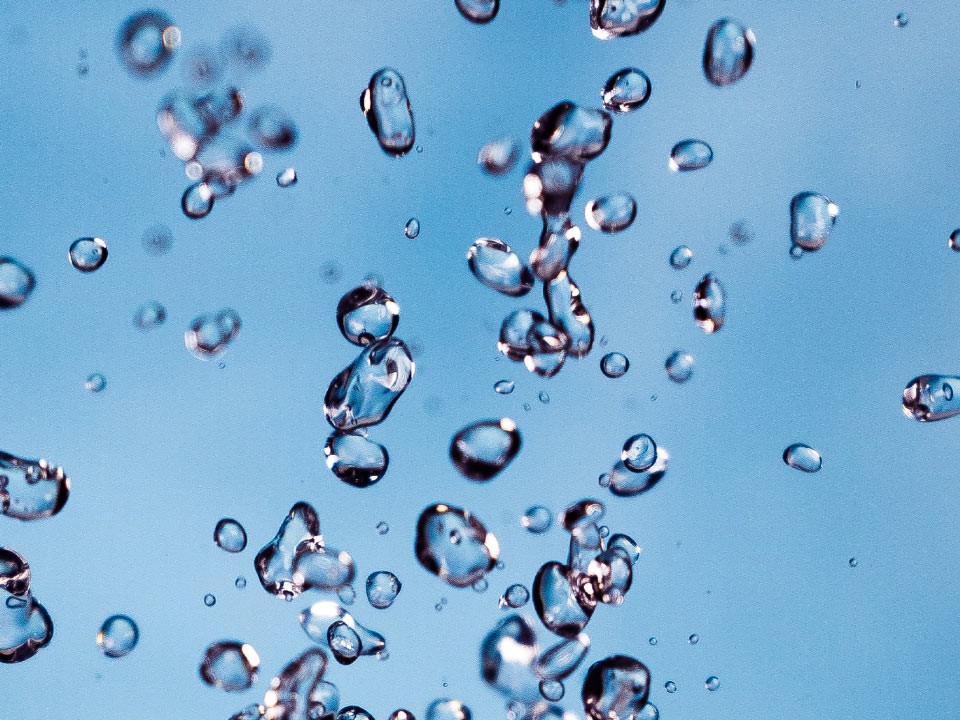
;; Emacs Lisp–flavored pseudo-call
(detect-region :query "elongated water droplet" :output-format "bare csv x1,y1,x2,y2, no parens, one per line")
254,502,321,599
665,351,694,383
185,308,241,359
200,641,260,690
782,443,822,472
693,273,726,333
495,379,515,395
263,648,328,720
324,338,414,431
456,0,498,24
336,285,400,346
480,614,540,701
0,450,70,521
585,193,637,233
117,11,177,78
524,321,570,377
531,103,612,164
300,600,386,657
427,699,471,720
522,506,553,534
590,0,665,39
601,352,629,378
535,633,591,680
545,271,593,358
582,656,651,720
402,217,420,239
0,257,35,309
450,418,522,481
215,518,248,553
790,192,838,251
530,216,582,281
621,434,656,472
902,374,960,421
703,18,756,87
478,137,519,175
365,571,401,609
415,504,500,587
69,237,108,272
324,432,389,488
533,561,595,638
601,68,651,113
587,548,633,605
524,160,584,218
669,140,713,171
607,449,668,497
468,238,534,297
361,68,415,157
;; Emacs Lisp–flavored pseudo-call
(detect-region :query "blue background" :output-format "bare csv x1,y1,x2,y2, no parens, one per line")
2,0,959,717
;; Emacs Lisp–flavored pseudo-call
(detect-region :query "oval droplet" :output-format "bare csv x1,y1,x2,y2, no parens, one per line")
327,621,362,665
324,338,414,431
494,379,515,395
782,443,822,473
607,450,669,497
523,321,570,378
790,192,839,251
415,504,500,588
467,238,534,297
455,0,499,24
669,245,693,270
589,0,665,40
621,434,656,472
336,285,400,346
117,10,177,78
478,137,519,176
902,375,960,422
669,140,713,172
665,351,694,383
535,633,591,680
254,502,321,600
531,102,612,164
533,561,595,638
450,418,522,481
199,641,260,691
277,167,298,187
97,614,139,658
185,308,241,359
324,433,388,489
181,182,214,219
365,570,401,609
404,217,420,239
703,18,756,87
692,272,726,333
501,583,530,609
540,679,565,701
581,655,651,720
68,237,108,273
585,193,637,233
600,352,629,378
361,68,415,157
215,518,248,553
544,271,593,358
0,257,36,310
134,301,166,331
0,450,71,521
601,68,651,113
522,506,553,534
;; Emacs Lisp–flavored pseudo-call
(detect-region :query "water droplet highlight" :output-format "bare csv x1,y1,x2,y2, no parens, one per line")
277,167,297,187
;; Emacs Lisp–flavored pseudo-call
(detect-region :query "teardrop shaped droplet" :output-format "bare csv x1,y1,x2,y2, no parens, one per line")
585,193,637,233
324,338,414,431
324,433,389,488
215,518,248,553
607,449,669,497
790,192,838,251
621,434,656,472
185,308,241,359
68,237,108,272
589,0,665,40
669,245,693,269
0,450,71,521
300,600,386,657
365,570,401,609
545,271,593,358
703,18,756,87
692,273,726,333
455,0,499,24
415,504,500,587
581,656,651,720
494,379,516,395
531,102,612,164
254,502,321,599
902,374,960,421
782,444,822,472
450,418,522,481
0,257,36,310
535,633,591,680
601,352,629,378
665,351,694,383
533,561,595,638
336,285,400,346
117,10,177,78
199,641,260,691
467,238,534,297
669,140,713,171
361,68,415,157
478,137,518,176
601,68,651,113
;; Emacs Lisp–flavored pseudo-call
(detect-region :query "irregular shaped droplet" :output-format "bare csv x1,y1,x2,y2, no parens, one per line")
531,103,612,164
249,105,298,150
607,534,641,565
669,140,713,172
533,562,595,638
0,450,70,521
263,648,327,720
669,245,693,269
582,656,651,720
587,549,632,605
365,571,401,609
665,351,694,383
524,321,569,378
117,10,177,78
215,518,248,553
544,271,592,358
300,600,386,657
68,237,108,272
530,216,582,281
703,19,756,87
427,699,471,720
0,588,53,663
585,194,637,233
495,379,516,395
790,192,838,251
500,583,530,609
560,500,605,532
181,182,214,219
185,308,241,359
336,285,400,346
361,69,415,157
480,614,541,701
415,504,500,587
277,167,298,188
456,0,498,24
255,502,321,599
621,434,656,472
522,506,553,534
601,352,629,378
602,68,651,113
324,433,389,488
607,448,669,497
327,621,361,665
0,549,30,596
524,160,584,217
535,633,591,680
589,0,665,39
467,239,534,297
478,137,518,175
338,707,375,720
0,257,36,309
693,273,726,333
902,375,960,422
134,301,166,330
498,310,546,361
97,614,139,658
324,338,414,431
293,543,356,591
782,444,822,473
450,419,522,481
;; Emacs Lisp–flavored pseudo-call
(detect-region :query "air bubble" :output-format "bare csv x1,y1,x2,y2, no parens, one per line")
703,18,756,87
693,272,726,333
601,352,629,378
215,518,248,553
336,286,401,346
200,641,260,691
589,0,665,39
790,192,838,251
324,338,414,431
235,577,247,589
185,308,241,359
849,557,858,568
450,418,521,481
601,68,651,113
68,237,108,272
0,258,36,309
468,238,534,297
117,11,177,78
478,137,519,175
582,656,651,720
522,506,553,534
366,571,401,609
361,68,415,157
85,373,106,393
665,351,694,383
782,444,822,472
585,193,637,233
669,140,713,172
415,504,500,587
134,301,167,331
97,615,139,658
277,167,298,187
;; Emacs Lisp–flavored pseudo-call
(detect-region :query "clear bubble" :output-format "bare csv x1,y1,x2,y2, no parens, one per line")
427,699,471,720
300,600,386,657
894,12,909,27
327,620,362,665
703,18,756,87
535,633,590,680
468,238,534,297
0,450,71,521
263,648,328,720
607,448,668,497
235,576,247,590
533,561,595,637
669,140,713,172
68,237,108,272
601,68,651,113
324,338,414,431
450,418,522,481
582,656,651,720
539,679,565,701
117,10,176,78
782,443,822,473
249,105,298,150
478,137,519,175
585,193,637,233
376,521,390,535
545,271,593,358
185,308,241,359
277,167,298,188
254,502,321,600
524,321,570,377
456,0,499,23
0,257,36,310
215,518,248,553
693,273,726,333
500,583,530,609
134,301,167,331
97,614,139,658
366,571,401,609
530,216,582,281
480,614,540,701
688,633,699,645
404,218,421,239
790,192,838,251
670,289,682,304
181,182,214,219
600,352,629,378
361,68,415,157
415,504,500,587
670,245,693,269
336,285,401,346
590,0,665,39
200,641,260,692
495,380,516,395
531,102,612,164
704,676,720,691
85,373,106,393
522,506,553,534
621,434,656,472
142,224,173,256
204,593,216,607
665,351,694,383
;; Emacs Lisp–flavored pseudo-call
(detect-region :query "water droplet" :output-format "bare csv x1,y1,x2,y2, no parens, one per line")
782,443,822,473
84,373,106,393
790,244,804,259
181,182,214,219
277,167,298,187
450,418,522,481
376,521,390,535
849,557,858,568
478,137,519,175
704,675,720,691
560,500,605,532
426,699,471,720
531,102,612,164
669,139,713,172
456,0,499,23
97,615,139,658
336,285,400,346
539,679,565,701
948,230,960,251
494,380,516,395
598,473,611,488
435,602,444,612
402,217,421,239
665,351,694,383
688,633,699,645
600,352,629,378
0,450,71,521
588,547,633,605
262,648,328,719
585,193,637,233
185,308,241,360
324,432,389,488
204,593,216,607
200,641,260,691
790,192,839,251
500,583,530,609
535,633,590,680
327,620,362,665
902,374,960,421
533,561,595,637
703,18,756,87
133,301,167,331
220,25,271,73
213,518,248,553
522,402,532,412
693,272,726,333
366,571,401,609
608,534,641,564
390,710,416,720
254,502,321,600
894,12,909,27
361,68,415,156
648,637,657,646
545,271,593,358
0,257,36,310
530,215,582,281
293,545,356,594
729,219,753,244
522,506,553,534
621,434,656,472
324,338,414,430
235,576,247,590
664,681,677,694
670,289,683,304
670,245,693,270
339,707,376,720
590,0,665,39
480,614,540,700
607,449,669,497
300,600,387,657
601,68,651,113
473,578,489,593
415,504,500,587
468,238,535,297
637,703,658,720
117,11,176,78
249,105,298,150
536,392,549,406
68,237,108,272
0,558,52,663
0,548,31,596
582,656,651,720
142,224,172,256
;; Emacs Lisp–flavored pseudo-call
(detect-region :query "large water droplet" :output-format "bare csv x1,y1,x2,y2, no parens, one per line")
703,18,756,87
427,699,471,720
621,434,656,472
467,239,534,297
533,561,595,638
480,614,541,701
199,641,260,691
790,192,839,251
590,0,665,39
215,518,248,553
0,450,70,521
324,432,389,488
531,103,612,164
68,237,108,272
336,285,400,346
585,194,637,233
254,502,321,600
782,443,822,473
117,10,177,78
450,418,522,481
262,648,327,720
545,271,593,358
498,310,546,361
324,338,414,431
361,68,415,157
456,0,499,24
534,633,591,680
692,272,726,333
902,375,960,421
581,656,651,720
300,600,386,657
587,548,633,605
522,506,553,534
415,504,500,587
0,257,36,309
665,351,694,383
601,352,629,378
530,216,582,281
669,140,713,172
185,308,241,359
601,68,651,113
478,137,519,175
607,449,668,497
365,571,401,609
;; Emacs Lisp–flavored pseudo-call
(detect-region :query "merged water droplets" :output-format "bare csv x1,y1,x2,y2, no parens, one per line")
902,375,960,422
366,571,401,609
585,193,637,233
790,192,839,251
620,434,656,472
531,102,612,164
0,257,36,309
450,418,522,481
533,561,595,638
669,140,713,172
324,433,389,488
601,352,629,378
478,137,519,176
581,656,651,720
530,216,582,282
534,633,591,680
415,504,500,587
703,19,756,87
0,450,70,522
97,614,139,658
261,648,329,720
300,600,386,658
68,237,108,272
480,614,541,701
336,285,401,346
467,239,535,297
117,10,178,78
665,351,694,383
607,449,668,497
589,0,666,40
456,0,499,24
0,548,53,663
324,337,414,431
601,69,651,113
692,273,726,333
185,308,241,359
361,68,416,157
200,640,261,691
254,502,321,599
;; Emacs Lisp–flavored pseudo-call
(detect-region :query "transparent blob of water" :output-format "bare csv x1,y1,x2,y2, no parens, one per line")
361,68,415,157
415,504,500,587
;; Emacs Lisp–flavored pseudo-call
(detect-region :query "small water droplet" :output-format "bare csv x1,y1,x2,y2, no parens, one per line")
376,521,390,535
84,373,106,393
69,237,108,272
669,140,713,172
601,352,629,378
649,636,657,646
366,570,401,609
494,379,515,395
894,12,909,27
693,272,727,333
97,615,139,658
703,18,756,87
199,640,260,691
782,443,822,472
181,182,214,219
325,337,414,430
665,351,694,383
705,675,720,691
729,219,753,244
790,192,838,251
472,577,489,593
204,593,216,607
538,391,550,404
598,473,611,488
220,25,271,72
688,633,699,645
504,206,512,215
539,678,565,701
670,245,693,269
500,583,530,609
849,557,858,568
214,518,247,553
324,432,389,488
276,167,297,187
602,68,651,112
522,505,553,534
235,576,247,589
531,102,612,164
664,681,677,693
328,620,362,664
0,257,36,310
404,217,420,239
585,193,637,233
249,105,298,149
670,289,683,304
141,224,172,256
133,301,166,331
